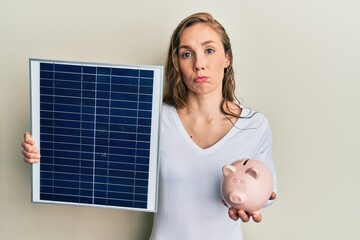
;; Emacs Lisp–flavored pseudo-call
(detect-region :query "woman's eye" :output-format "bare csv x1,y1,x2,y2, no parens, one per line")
181,52,192,59
205,48,215,54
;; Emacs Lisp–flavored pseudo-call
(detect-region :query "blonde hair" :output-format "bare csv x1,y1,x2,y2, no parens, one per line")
163,12,239,117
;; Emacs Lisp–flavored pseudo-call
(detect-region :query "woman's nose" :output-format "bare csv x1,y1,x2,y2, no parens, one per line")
193,55,205,72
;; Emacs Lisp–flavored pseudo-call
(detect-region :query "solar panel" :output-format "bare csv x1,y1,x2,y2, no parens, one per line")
30,59,163,212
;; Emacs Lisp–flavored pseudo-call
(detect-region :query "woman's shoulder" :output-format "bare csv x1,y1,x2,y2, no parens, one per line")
237,106,270,130
162,103,176,114
161,103,177,121
162,103,174,109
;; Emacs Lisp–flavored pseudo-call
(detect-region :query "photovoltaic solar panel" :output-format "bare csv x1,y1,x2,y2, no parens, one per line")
30,59,163,212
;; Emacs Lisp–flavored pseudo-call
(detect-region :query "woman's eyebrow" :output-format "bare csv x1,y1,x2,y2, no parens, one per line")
201,40,216,46
179,44,191,51
179,40,217,50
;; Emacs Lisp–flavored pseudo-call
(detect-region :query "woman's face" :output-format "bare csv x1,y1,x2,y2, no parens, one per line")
178,23,230,97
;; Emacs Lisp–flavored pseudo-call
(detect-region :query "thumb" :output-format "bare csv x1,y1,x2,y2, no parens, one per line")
24,132,35,145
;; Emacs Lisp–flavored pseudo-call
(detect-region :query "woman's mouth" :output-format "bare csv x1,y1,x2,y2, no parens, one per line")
194,76,208,83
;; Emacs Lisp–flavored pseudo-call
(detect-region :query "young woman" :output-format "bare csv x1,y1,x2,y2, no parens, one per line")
22,12,277,240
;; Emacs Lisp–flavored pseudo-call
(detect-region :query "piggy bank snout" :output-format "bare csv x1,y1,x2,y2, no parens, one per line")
229,191,245,204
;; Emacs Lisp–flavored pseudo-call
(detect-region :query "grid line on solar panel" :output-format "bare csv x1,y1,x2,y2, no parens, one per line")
39,160,150,172
40,179,148,189
39,133,151,147
38,189,148,202
40,70,154,79
39,104,152,116
39,117,152,131
38,187,148,197
41,87,152,98
44,165,148,178
40,142,150,154
39,149,150,162
43,129,133,142
42,125,151,139
39,93,153,108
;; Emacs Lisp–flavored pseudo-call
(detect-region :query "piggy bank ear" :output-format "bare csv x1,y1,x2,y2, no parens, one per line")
245,167,258,179
223,165,236,176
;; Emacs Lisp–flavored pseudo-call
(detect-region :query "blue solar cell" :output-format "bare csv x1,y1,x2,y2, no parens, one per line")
55,72,82,81
140,78,154,86
108,176,134,186
96,91,110,99
96,99,110,107
83,74,96,82
136,157,150,165
53,112,81,121
138,110,152,119
110,100,138,109
82,98,96,106
54,96,81,105
135,194,147,201
140,86,153,94
113,93,138,102
137,134,151,142
40,80,53,88
137,142,150,149
40,96,53,105
112,76,139,85
140,70,154,78
83,66,96,74
135,188,148,194
135,179,148,187
138,118,152,126
40,89,52,97
112,67,139,77
54,88,82,98
54,104,80,113
139,94,153,103
55,63,82,73
82,121,95,129
111,108,136,117
54,195,80,203
108,155,135,164
97,75,110,83
139,102,152,110
97,67,111,75
40,70,53,79
40,63,54,71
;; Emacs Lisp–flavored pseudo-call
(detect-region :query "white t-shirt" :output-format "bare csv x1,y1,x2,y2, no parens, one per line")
150,104,278,240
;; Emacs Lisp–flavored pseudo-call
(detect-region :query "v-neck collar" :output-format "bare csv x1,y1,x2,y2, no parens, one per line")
170,107,248,155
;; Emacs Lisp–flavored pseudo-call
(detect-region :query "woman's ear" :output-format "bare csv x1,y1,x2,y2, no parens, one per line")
225,51,231,68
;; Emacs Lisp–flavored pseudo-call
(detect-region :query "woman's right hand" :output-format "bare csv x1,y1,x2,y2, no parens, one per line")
21,132,40,164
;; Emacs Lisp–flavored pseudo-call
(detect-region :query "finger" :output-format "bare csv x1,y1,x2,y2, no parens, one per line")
24,156,40,164
24,132,35,145
22,149,40,160
237,209,250,223
21,141,39,154
252,212,262,223
269,192,277,200
228,209,239,221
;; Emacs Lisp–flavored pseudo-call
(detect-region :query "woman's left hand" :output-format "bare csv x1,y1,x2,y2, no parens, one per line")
222,192,276,223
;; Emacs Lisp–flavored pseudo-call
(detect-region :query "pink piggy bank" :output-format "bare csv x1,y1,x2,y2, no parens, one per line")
221,158,273,215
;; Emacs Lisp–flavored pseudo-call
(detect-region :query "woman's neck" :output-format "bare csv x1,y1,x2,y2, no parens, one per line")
176,93,239,149
183,93,224,120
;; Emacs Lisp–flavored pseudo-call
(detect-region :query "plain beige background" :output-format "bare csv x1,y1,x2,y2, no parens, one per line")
1,0,359,239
